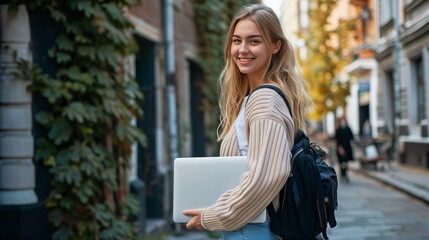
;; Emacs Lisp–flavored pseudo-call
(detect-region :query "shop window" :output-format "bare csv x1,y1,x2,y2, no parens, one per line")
413,57,426,122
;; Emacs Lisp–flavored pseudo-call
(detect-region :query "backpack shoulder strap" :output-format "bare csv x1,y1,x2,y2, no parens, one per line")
246,84,293,118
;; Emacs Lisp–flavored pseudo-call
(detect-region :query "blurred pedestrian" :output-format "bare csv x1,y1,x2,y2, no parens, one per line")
182,4,311,239
362,119,372,138
335,117,354,183
361,118,373,147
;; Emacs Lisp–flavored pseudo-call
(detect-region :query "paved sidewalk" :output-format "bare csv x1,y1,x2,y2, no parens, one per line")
155,161,429,240
168,169,429,240
328,171,429,240
350,161,429,205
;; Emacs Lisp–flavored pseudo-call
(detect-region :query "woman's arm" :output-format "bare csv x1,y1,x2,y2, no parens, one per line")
201,89,294,231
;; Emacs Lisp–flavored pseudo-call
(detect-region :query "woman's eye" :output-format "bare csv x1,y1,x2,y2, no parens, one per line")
250,40,259,44
232,39,241,43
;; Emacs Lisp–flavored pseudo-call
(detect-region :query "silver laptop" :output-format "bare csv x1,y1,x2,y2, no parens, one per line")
173,156,266,223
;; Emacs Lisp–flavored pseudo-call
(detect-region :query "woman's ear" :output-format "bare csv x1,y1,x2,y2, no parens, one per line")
272,40,281,54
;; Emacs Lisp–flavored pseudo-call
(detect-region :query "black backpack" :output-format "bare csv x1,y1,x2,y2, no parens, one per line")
247,85,338,240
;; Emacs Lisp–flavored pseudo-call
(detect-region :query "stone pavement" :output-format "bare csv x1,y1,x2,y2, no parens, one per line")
326,171,429,240
354,161,429,205
162,162,429,240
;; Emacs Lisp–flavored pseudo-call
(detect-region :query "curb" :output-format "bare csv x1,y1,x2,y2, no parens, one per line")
353,168,429,205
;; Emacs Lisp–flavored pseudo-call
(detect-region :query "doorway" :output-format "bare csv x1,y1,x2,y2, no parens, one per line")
189,61,207,157
134,36,163,218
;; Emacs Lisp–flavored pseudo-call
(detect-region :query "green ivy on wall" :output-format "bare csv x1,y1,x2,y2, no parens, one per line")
191,0,257,147
9,0,144,239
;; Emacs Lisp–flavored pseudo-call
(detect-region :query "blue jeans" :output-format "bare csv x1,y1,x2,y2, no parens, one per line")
220,219,280,240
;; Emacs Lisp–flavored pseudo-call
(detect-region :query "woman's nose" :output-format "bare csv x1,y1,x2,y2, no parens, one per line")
239,42,249,53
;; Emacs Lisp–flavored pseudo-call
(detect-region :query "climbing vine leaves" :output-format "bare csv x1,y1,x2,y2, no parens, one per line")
10,1,144,239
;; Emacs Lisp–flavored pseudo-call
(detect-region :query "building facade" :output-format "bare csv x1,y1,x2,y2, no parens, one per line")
0,1,205,238
126,0,205,222
0,5,47,239
344,0,379,139
281,0,310,67
281,0,429,169
375,0,429,168
281,0,366,136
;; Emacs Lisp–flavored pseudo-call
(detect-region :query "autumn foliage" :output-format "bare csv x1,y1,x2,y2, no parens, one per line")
298,0,354,120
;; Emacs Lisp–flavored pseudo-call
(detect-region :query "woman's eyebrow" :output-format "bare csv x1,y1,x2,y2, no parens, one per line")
232,34,263,38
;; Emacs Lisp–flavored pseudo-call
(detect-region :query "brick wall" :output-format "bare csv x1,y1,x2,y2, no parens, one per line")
130,0,199,78
130,0,198,50
174,0,199,87
174,1,198,48
129,0,201,157
130,1,163,30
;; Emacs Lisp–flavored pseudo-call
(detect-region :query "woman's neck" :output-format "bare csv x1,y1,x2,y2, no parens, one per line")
247,73,264,92
247,76,278,93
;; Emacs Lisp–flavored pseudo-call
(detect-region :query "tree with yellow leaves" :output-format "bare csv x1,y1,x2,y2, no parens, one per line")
299,0,354,121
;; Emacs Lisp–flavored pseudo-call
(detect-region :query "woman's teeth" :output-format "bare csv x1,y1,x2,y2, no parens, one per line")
240,58,253,62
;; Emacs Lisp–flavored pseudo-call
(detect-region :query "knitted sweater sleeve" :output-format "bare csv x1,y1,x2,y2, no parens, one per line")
201,89,294,231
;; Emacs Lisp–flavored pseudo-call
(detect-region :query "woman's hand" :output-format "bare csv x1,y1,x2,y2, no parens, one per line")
183,208,205,230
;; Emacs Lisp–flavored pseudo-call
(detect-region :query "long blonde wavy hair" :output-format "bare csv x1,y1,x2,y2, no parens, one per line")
218,4,311,140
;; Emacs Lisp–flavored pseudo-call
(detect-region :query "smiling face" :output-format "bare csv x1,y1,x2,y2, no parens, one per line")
231,19,273,81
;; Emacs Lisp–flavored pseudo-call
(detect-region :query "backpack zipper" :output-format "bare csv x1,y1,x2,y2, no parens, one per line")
289,149,303,178
281,148,304,212
291,149,303,165
281,184,287,213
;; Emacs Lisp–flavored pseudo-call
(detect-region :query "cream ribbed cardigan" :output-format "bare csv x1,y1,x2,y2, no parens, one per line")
201,88,295,231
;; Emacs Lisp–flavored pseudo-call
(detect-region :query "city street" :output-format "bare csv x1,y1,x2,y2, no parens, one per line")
327,171,429,240
2,1,429,239
168,171,429,240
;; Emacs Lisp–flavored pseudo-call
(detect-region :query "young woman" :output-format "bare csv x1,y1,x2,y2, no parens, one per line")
183,4,311,239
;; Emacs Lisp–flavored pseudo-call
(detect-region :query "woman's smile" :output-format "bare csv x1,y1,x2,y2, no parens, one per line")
231,19,270,80
238,57,255,64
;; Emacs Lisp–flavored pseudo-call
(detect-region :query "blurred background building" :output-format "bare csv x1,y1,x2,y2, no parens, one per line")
281,0,429,169
377,0,429,169
0,0,427,239
1,0,264,238
0,0,206,238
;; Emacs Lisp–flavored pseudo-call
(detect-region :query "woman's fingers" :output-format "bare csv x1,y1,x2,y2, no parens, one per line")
183,209,204,231
186,216,202,230
182,208,203,216
186,220,193,229
182,209,195,216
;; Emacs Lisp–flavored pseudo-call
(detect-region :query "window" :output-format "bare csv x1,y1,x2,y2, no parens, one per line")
384,70,396,134
381,0,393,23
413,57,426,122
299,0,309,30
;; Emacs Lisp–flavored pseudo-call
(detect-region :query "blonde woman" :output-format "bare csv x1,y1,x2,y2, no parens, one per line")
183,4,311,239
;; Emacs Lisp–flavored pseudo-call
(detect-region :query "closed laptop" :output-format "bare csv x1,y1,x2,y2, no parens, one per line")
173,156,266,223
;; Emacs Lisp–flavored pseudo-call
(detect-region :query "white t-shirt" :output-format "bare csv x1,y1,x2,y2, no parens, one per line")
235,96,248,156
